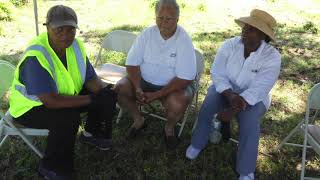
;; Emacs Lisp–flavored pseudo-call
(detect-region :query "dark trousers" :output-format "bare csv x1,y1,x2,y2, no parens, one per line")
14,90,117,174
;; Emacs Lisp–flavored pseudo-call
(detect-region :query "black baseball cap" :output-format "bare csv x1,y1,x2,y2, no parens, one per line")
44,5,78,28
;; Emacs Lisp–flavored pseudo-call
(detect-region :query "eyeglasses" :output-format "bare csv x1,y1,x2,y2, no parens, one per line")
156,16,177,22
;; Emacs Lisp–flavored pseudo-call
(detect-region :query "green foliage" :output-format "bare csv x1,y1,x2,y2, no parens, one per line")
149,0,157,9
149,0,186,11
0,2,12,21
303,21,318,34
10,0,28,7
197,3,206,12
287,21,319,34
180,3,186,8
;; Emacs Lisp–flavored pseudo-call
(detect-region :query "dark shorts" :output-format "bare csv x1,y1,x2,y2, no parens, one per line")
140,78,195,97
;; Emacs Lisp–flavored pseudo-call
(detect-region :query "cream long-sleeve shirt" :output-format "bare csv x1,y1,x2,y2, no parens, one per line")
211,37,281,109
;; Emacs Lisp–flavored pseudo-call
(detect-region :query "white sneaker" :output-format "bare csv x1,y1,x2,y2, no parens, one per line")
239,173,254,180
186,145,201,160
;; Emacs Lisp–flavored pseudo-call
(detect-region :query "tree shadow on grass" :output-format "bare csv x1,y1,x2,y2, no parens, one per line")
258,111,320,179
275,23,320,85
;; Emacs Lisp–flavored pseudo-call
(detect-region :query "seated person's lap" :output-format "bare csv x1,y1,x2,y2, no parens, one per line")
140,78,195,98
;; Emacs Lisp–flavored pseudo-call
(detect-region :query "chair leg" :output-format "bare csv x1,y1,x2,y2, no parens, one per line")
20,135,44,158
275,120,305,151
300,131,309,180
116,108,123,124
178,110,189,137
191,118,198,132
5,119,44,158
195,91,199,111
190,91,200,133
0,135,9,147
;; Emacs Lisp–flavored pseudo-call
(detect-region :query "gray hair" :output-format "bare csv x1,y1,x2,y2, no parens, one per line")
155,0,180,18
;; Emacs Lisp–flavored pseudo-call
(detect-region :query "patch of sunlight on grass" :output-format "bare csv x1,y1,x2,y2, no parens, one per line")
271,81,307,116
260,135,279,152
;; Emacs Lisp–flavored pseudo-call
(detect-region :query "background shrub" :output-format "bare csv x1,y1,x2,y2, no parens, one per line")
0,2,12,21
10,0,28,7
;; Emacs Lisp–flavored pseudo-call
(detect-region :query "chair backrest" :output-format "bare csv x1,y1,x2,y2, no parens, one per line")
0,60,15,100
95,30,137,66
0,60,15,117
307,83,320,111
194,49,205,84
305,83,320,153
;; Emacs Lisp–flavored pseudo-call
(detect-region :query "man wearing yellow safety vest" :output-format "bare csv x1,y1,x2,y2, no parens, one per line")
9,5,116,180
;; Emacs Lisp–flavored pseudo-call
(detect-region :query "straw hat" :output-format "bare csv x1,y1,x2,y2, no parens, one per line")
235,9,277,41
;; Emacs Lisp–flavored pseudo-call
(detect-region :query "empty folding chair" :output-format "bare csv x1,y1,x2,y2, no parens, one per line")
94,30,137,84
300,83,320,180
276,83,320,152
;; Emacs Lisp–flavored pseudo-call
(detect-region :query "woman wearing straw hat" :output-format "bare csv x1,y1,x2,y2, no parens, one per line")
185,9,281,180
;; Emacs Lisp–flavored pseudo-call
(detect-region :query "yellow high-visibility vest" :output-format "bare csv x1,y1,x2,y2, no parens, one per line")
9,32,87,118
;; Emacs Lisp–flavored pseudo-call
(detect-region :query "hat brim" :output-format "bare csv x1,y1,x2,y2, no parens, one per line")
49,20,78,29
235,17,275,41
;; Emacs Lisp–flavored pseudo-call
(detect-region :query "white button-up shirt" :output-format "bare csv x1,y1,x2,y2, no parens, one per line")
126,25,196,86
211,37,281,109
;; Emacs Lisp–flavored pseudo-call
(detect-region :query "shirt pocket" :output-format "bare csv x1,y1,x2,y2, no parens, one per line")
249,60,263,76
235,62,259,88
243,62,263,87
165,51,177,68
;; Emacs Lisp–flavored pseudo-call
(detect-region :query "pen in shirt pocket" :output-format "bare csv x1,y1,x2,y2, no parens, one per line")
170,52,177,57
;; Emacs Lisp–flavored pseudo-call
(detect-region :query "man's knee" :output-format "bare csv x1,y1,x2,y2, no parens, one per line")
114,77,134,96
165,91,190,116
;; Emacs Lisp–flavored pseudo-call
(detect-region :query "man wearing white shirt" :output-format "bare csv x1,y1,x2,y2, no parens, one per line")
186,9,281,180
115,0,196,149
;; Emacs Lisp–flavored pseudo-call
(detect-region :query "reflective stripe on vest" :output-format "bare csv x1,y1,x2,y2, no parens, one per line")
24,40,86,83
71,40,86,82
25,45,57,82
15,85,41,102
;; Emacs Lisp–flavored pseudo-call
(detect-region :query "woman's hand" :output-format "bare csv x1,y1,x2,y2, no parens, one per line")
222,89,248,112
217,109,234,122
230,95,248,112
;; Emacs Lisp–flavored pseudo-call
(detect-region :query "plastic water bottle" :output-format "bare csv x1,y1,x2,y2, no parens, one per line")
209,114,222,144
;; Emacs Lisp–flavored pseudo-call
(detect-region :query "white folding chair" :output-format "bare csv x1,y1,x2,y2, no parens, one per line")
0,60,48,158
275,84,320,152
94,30,137,84
300,83,320,180
116,49,205,137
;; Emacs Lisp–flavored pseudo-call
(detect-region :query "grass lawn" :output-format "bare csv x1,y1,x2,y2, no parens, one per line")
1,0,320,179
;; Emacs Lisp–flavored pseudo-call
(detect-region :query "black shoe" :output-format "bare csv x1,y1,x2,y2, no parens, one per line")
38,164,73,180
221,121,231,142
126,123,147,139
79,133,112,151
